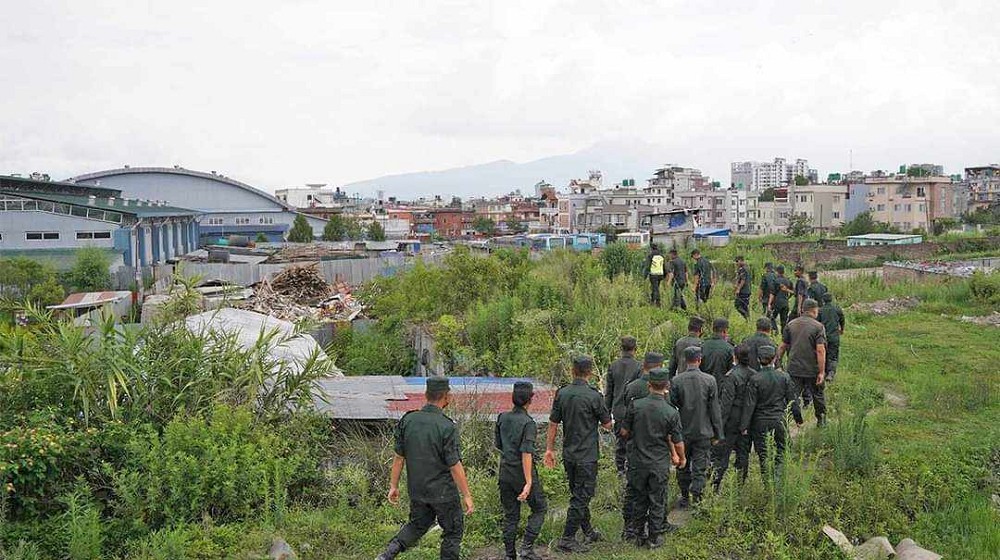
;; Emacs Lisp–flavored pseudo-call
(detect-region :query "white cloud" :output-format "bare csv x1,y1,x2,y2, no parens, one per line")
1,0,998,192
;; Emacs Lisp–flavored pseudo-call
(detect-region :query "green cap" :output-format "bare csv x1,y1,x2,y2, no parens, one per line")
758,345,777,360
648,367,670,383
426,376,450,392
644,351,665,366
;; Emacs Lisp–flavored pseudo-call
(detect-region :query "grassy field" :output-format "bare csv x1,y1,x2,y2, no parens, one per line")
2,244,997,560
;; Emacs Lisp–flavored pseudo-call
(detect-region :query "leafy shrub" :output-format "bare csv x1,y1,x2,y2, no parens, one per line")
599,242,645,278
328,325,414,376
115,405,310,527
969,271,1000,306
61,489,102,560
65,248,111,293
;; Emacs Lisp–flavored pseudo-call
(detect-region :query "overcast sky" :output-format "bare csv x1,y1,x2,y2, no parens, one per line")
2,0,998,193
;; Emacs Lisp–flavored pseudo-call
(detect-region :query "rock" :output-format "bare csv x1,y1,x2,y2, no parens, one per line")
667,507,694,528
895,538,942,560
853,536,894,560
269,538,297,560
822,525,854,554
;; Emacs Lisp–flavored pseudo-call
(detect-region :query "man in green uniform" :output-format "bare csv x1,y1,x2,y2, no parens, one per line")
740,346,803,479
668,249,689,310
734,256,751,320
700,317,735,384
759,262,777,328
544,356,612,553
667,316,704,378
378,376,475,560
495,382,547,560
770,265,794,333
790,265,808,319
712,344,753,490
670,346,724,506
818,293,845,382
742,317,775,369
806,271,828,303
618,351,664,538
622,352,665,412
620,367,685,549
777,299,828,425
691,249,715,306
644,244,666,307
606,336,642,476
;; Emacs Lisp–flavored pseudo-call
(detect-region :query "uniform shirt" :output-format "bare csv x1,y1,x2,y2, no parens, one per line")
782,316,827,378
622,373,651,407
807,281,828,303
819,303,845,342
694,256,713,286
670,257,688,286
605,354,642,421
622,393,684,470
700,334,735,384
718,364,753,434
742,331,775,369
772,276,793,307
668,335,703,377
793,277,809,310
736,266,751,296
760,271,776,300
494,406,538,485
740,366,802,431
394,404,462,503
549,378,611,464
669,366,724,442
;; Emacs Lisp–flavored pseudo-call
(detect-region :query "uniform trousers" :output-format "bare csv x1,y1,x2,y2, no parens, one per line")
499,477,547,554
393,499,464,560
624,466,669,539
677,438,712,500
562,461,598,539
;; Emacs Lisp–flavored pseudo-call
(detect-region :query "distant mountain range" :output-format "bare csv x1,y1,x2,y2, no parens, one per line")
344,141,667,199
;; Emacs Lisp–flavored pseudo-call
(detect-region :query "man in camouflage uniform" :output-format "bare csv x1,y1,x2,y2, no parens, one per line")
770,265,794,333
742,317,775,369
378,376,475,560
759,262,777,329
777,299,828,425
668,248,689,310
605,336,642,476
734,256,751,320
712,344,753,490
818,293,845,382
691,249,715,306
700,317,735,385
667,316,704,378
740,346,803,479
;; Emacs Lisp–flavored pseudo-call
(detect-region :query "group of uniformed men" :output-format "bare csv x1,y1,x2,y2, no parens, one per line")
375,256,846,560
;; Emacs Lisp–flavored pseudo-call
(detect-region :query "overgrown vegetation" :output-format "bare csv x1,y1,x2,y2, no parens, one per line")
2,240,997,559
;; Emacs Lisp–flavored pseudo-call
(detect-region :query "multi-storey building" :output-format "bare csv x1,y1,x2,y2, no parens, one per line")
965,165,1000,211
788,184,848,233
676,190,730,229
644,165,707,210
864,175,955,232
747,191,792,235
730,158,817,191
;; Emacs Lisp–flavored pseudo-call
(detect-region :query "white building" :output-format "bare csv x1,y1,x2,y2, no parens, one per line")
645,165,708,210
275,184,350,208
731,158,817,192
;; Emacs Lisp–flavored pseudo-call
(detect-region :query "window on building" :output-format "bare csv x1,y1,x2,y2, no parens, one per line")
905,204,912,212
235,217,251,225
918,204,926,212
26,232,59,240
76,231,112,240
206,217,224,226
833,211,841,219
258,217,274,225
894,204,901,211
916,187,926,197
833,195,840,203
877,187,886,195
876,204,885,211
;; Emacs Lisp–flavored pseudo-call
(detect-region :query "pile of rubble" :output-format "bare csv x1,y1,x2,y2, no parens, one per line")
823,525,941,560
960,311,1000,327
237,264,363,322
849,296,920,316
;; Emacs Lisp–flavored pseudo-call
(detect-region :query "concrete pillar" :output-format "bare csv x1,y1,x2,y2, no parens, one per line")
164,221,174,261
142,226,153,266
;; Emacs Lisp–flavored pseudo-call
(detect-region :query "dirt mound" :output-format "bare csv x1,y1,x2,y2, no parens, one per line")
849,296,920,316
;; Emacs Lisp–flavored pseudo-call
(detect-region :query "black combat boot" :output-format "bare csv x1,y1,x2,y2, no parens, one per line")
503,539,517,560
518,541,542,560
375,539,404,560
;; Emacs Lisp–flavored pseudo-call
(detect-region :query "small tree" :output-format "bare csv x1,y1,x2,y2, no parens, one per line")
68,247,112,292
473,217,496,236
759,187,776,202
321,215,348,241
287,215,313,242
786,214,813,238
504,216,526,234
345,218,364,240
595,223,618,242
794,175,809,186
255,232,269,243
367,220,387,241
840,211,899,236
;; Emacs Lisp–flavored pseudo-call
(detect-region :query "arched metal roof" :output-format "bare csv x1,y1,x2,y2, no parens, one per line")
66,166,296,211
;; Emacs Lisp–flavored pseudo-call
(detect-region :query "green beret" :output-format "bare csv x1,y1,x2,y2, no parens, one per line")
426,376,450,392
802,298,820,311
573,355,594,370
758,345,777,360
644,351,665,366
648,367,669,383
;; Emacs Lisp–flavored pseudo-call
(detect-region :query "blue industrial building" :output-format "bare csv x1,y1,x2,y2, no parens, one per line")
68,167,327,244
0,175,199,267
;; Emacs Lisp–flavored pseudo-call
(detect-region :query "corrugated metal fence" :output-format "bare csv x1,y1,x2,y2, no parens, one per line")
113,253,450,290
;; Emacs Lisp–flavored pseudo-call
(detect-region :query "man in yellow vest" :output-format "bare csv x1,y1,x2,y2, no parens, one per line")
644,244,666,307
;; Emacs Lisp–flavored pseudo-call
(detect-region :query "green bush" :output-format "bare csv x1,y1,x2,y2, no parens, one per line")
65,248,111,293
114,405,309,527
969,271,1000,307
61,490,102,560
